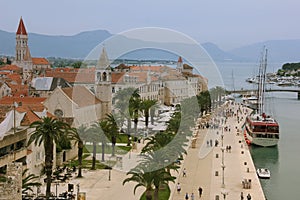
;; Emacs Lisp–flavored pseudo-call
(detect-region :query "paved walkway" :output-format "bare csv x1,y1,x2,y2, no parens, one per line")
170,102,266,200
37,102,265,200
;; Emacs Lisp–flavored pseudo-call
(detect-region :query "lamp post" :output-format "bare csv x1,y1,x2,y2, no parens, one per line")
221,189,228,200
221,147,225,165
108,156,112,181
221,163,226,188
221,132,224,147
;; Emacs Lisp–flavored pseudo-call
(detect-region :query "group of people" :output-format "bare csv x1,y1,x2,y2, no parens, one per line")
241,192,252,200
177,183,203,199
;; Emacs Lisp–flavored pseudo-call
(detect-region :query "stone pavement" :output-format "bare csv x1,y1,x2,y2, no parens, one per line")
37,102,265,200
170,102,266,200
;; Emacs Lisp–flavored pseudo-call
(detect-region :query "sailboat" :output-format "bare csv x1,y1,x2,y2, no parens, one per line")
244,48,280,147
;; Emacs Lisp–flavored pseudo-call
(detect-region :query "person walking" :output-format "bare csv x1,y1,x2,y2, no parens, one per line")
240,192,244,200
176,183,181,194
183,168,187,177
198,186,203,197
185,192,189,200
247,193,251,200
190,192,195,200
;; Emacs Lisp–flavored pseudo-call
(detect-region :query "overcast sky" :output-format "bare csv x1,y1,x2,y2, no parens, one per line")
1,0,299,50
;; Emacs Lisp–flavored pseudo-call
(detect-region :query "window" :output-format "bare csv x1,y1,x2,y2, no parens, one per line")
54,109,64,118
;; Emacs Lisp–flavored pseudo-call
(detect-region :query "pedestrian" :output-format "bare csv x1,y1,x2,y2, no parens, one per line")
176,183,181,194
183,168,187,177
198,186,203,197
240,192,244,200
210,139,212,147
207,140,209,147
247,193,251,200
185,192,189,200
190,192,195,200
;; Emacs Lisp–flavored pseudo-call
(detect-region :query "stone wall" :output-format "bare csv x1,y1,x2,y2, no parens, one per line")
0,162,22,200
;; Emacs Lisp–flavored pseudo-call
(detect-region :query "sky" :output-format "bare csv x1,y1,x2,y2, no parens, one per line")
1,0,300,50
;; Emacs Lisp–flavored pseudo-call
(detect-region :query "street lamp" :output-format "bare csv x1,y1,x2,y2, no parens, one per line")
221,132,224,147
221,189,228,200
221,147,225,165
221,164,226,188
108,156,112,181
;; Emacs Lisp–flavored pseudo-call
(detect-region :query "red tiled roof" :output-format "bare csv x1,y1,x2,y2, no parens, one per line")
16,17,27,35
32,57,49,65
129,65,173,73
6,74,22,84
0,96,46,106
62,86,101,107
45,70,94,83
0,65,21,72
111,72,125,83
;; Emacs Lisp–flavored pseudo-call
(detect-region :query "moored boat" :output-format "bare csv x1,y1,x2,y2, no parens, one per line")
257,168,271,179
244,113,279,147
244,47,280,147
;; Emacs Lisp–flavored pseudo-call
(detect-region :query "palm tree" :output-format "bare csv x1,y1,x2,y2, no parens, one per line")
140,99,157,128
22,169,42,193
28,117,71,199
103,113,120,157
90,121,109,163
129,89,141,140
67,126,85,178
85,124,105,170
123,158,176,200
113,87,138,145
123,165,154,200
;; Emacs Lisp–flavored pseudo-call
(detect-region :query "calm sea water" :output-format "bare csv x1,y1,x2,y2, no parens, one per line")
216,61,300,200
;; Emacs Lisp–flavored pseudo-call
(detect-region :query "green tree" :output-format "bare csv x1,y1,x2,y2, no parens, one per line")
103,113,120,157
129,89,141,139
140,99,157,129
22,169,42,193
67,126,86,178
86,123,106,169
28,117,71,199
113,88,137,145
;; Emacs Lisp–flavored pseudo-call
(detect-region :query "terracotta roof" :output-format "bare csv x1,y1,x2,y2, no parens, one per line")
111,72,125,83
45,69,94,83
0,96,46,106
61,86,101,107
0,97,54,125
16,17,27,35
129,65,170,72
6,74,22,84
32,57,50,65
0,65,21,72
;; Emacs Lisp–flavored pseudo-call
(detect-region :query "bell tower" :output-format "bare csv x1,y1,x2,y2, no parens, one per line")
95,47,112,118
14,17,32,81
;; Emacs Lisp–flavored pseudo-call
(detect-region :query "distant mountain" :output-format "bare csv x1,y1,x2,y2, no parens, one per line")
229,40,300,63
201,42,246,62
1,29,300,62
0,29,112,58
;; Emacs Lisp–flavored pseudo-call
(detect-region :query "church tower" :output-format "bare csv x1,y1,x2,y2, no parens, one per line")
176,56,183,72
95,47,112,118
14,17,32,80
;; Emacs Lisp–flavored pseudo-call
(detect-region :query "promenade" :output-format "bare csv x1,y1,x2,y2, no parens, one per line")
170,102,266,200
38,102,265,200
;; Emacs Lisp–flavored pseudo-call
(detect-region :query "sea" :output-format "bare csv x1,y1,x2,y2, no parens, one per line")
216,61,300,200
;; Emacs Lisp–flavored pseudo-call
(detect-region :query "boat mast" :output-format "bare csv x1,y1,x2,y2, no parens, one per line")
257,47,267,115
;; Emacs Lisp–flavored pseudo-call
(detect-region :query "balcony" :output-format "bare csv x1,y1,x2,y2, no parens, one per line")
0,147,27,167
